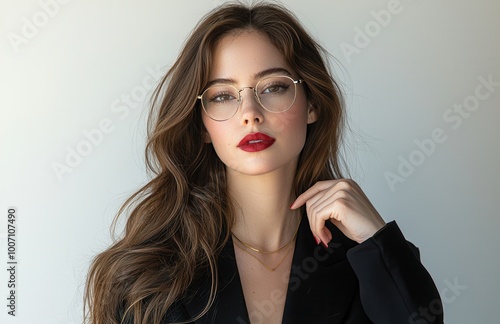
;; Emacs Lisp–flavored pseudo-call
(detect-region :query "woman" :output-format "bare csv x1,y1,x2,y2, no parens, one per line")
85,2,443,323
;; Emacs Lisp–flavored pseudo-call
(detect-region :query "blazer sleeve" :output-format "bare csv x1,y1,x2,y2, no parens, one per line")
346,221,443,324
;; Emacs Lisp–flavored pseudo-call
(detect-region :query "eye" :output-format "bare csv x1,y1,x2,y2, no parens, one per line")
261,82,290,95
208,92,237,103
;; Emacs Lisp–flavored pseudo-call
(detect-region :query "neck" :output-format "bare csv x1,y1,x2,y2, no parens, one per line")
227,162,301,252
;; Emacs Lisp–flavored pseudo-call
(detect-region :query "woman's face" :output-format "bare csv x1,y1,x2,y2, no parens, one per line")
202,30,316,176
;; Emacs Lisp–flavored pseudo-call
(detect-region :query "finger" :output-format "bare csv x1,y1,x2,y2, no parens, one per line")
304,188,334,243
304,188,329,221
290,180,333,209
310,210,332,245
311,188,353,223
293,178,353,210
303,182,347,243
319,227,332,246
312,191,354,243
311,198,337,243
308,198,335,243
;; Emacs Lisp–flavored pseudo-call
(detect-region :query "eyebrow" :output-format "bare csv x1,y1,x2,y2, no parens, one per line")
205,67,293,89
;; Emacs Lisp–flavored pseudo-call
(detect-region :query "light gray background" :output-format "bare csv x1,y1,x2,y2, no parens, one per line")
1,0,499,323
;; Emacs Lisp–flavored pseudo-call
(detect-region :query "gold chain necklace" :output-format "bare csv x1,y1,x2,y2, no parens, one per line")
231,218,301,254
233,239,294,271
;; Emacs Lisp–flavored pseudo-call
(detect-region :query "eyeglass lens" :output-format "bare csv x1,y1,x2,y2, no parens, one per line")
201,76,297,121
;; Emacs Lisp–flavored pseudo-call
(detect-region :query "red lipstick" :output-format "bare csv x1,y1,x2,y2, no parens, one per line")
238,132,275,152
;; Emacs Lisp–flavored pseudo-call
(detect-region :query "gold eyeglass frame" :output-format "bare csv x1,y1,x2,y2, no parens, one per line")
197,76,305,121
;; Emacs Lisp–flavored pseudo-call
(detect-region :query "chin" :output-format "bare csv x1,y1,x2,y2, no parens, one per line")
226,159,297,178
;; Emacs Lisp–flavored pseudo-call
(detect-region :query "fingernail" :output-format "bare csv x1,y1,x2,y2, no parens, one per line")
314,236,321,245
322,241,328,249
289,203,294,209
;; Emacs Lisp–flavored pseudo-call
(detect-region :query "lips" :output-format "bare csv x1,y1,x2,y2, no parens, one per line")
237,132,276,152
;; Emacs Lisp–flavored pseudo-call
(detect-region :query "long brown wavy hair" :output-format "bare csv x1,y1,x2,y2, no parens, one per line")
84,2,346,323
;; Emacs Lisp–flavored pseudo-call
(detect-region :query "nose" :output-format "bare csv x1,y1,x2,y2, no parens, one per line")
239,87,264,125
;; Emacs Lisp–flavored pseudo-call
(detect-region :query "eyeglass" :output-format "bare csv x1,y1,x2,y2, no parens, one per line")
197,75,305,121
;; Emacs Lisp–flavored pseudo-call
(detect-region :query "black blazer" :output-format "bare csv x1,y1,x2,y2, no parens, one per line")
121,216,443,323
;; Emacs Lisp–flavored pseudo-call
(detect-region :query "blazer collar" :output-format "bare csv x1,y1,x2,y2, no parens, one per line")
183,214,360,323
281,214,360,323
182,235,248,323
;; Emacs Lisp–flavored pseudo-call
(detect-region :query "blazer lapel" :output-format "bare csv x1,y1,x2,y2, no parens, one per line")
182,215,363,323
182,236,250,323
281,215,361,323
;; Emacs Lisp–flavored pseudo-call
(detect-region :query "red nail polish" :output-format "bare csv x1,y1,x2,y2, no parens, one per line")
314,236,320,245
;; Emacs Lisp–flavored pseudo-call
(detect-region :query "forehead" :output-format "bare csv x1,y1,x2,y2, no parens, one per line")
210,30,290,81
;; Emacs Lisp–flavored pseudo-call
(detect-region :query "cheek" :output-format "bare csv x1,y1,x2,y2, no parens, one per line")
202,116,231,150
268,95,309,137
266,112,295,134
266,111,309,159
202,114,216,143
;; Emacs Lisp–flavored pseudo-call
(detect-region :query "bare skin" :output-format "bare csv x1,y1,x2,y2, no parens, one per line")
234,237,296,323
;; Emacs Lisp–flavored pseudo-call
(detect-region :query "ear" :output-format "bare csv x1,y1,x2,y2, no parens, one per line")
307,104,318,124
203,129,212,143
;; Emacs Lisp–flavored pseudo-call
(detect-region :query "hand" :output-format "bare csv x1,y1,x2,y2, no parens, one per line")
290,179,386,244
